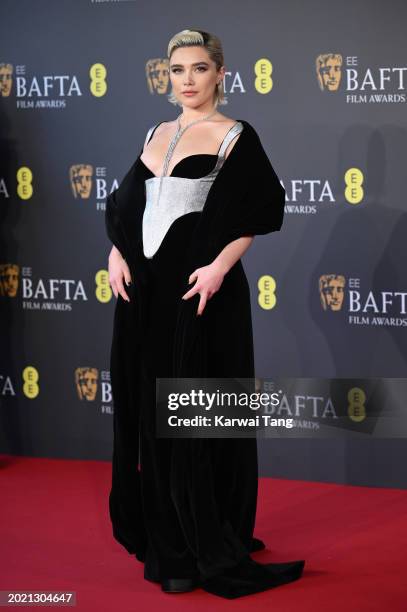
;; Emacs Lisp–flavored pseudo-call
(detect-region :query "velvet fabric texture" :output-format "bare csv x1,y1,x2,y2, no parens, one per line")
105,119,305,597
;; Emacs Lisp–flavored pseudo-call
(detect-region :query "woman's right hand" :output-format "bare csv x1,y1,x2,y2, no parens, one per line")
108,245,132,302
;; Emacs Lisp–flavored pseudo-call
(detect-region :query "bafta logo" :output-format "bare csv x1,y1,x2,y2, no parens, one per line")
145,58,170,95
319,274,345,311
0,263,19,297
70,164,93,199
75,367,98,401
0,63,13,97
316,54,343,91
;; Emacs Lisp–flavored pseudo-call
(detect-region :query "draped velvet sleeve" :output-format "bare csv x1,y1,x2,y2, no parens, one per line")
202,121,286,257
105,189,127,258
221,131,285,244
104,159,141,268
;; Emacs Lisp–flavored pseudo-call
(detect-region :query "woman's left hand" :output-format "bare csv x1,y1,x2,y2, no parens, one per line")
182,261,227,316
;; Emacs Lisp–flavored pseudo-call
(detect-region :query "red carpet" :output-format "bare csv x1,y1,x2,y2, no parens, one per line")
1,454,406,610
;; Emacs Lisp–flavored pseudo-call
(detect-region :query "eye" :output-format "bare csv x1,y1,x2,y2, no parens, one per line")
171,66,207,73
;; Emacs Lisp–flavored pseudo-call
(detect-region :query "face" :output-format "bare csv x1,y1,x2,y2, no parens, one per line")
76,368,98,401
0,64,13,97
320,276,345,311
169,45,225,109
1,264,19,297
70,164,93,199
318,56,342,91
147,59,169,94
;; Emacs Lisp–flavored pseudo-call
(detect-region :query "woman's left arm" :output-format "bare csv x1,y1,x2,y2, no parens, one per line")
212,234,254,275
182,234,254,316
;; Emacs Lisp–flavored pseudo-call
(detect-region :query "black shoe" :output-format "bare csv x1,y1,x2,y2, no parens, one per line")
250,537,266,552
144,566,160,584
161,577,200,593
143,544,161,583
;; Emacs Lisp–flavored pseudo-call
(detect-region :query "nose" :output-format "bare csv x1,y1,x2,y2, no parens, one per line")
183,70,194,85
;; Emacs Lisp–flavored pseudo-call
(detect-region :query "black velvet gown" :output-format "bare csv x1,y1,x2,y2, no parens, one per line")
122,124,305,598
139,151,218,582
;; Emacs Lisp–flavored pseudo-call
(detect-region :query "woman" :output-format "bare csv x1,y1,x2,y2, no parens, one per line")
106,28,305,599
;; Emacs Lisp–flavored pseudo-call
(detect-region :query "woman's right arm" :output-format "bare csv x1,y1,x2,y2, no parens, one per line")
108,245,132,302
108,123,161,302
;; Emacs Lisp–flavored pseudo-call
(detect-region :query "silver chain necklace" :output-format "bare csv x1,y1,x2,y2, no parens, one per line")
156,109,218,206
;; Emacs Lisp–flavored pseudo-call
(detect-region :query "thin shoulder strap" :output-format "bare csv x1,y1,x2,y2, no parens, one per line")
143,124,158,150
218,122,244,158
143,121,166,150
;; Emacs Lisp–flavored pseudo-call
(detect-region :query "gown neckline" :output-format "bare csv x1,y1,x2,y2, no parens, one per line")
138,153,218,179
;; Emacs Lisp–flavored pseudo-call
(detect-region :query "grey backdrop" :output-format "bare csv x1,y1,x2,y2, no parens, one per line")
1,0,406,487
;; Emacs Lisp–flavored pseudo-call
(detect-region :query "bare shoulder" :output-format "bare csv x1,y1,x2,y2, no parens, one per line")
142,120,173,152
153,120,174,138
212,114,240,130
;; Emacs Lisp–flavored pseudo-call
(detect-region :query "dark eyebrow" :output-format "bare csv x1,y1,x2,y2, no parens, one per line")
170,61,209,68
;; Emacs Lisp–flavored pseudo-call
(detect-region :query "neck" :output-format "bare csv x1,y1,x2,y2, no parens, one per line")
180,103,217,124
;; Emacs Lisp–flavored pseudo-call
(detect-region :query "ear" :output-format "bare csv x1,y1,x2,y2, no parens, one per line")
218,66,226,82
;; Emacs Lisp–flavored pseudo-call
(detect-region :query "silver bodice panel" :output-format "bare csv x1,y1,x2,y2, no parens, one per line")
143,173,216,259
142,121,243,259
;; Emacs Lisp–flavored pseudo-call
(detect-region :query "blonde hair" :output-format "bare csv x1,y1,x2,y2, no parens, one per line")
166,28,227,107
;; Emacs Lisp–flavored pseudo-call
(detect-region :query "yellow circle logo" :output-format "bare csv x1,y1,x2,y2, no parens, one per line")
254,58,273,94
90,63,107,97
345,168,364,204
17,167,33,200
23,366,39,398
95,269,112,303
258,274,277,309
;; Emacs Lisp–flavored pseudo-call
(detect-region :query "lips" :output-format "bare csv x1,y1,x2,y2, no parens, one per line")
183,91,197,94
